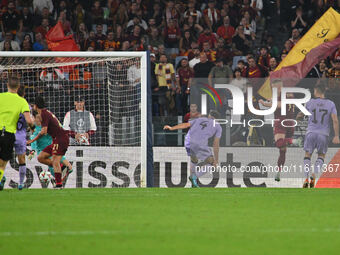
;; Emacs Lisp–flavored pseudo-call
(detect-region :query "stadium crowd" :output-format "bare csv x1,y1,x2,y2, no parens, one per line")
0,0,339,116
0,0,339,146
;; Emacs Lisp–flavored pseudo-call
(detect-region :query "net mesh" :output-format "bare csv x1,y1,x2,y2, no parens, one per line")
0,55,143,188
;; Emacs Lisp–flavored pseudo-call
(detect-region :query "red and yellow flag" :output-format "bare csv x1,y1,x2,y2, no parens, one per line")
46,22,79,51
258,7,340,99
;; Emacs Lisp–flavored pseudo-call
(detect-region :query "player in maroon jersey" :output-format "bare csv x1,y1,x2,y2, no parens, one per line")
259,80,296,182
27,96,71,188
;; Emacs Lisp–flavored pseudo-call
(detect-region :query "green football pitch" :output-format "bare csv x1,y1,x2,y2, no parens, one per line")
1,188,340,255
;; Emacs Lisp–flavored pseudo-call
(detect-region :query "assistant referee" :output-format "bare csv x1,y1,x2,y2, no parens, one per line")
0,77,34,188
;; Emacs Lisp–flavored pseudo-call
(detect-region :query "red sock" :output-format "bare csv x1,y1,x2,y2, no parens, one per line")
55,173,62,185
277,149,286,170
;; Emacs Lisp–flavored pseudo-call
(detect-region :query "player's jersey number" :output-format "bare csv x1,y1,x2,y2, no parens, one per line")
52,144,59,152
311,108,328,124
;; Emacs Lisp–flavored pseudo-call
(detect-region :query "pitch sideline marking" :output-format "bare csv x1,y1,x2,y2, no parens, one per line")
2,227,340,237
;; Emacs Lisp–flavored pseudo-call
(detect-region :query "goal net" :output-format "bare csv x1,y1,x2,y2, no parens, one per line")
0,52,148,188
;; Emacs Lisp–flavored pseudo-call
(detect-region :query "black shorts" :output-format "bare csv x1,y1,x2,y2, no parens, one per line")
0,131,15,161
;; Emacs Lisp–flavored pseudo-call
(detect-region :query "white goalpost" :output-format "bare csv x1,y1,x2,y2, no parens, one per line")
0,51,148,188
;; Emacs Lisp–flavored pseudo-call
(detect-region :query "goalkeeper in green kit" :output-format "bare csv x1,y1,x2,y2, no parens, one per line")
28,113,72,187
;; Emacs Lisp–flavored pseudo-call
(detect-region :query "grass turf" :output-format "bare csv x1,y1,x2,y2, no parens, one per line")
1,188,340,255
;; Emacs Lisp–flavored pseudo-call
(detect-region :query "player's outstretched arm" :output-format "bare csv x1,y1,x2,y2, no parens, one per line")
23,111,35,130
163,122,191,131
27,127,47,145
331,113,340,144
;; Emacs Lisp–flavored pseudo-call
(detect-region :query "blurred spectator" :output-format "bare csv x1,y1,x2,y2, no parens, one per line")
113,25,123,50
208,58,233,86
58,10,72,35
193,53,215,78
148,28,164,49
202,41,216,62
33,33,47,51
240,17,255,41
198,27,217,50
184,15,204,39
215,38,233,65
251,0,263,17
240,0,257,19
147,18,157,33
21,7,34,35
231,68,247,93
163,19,181,48
73,3,88,32
243,11,256,34
183,1,202,24
121,41,131,51
265,35,280,59
21,39,32,51
21,34,33,49
33,0,53,15
1,1,22,36
128,61,141,87
317,59,329,78
83,30,102,51
243,56,267,95
189,47,201,68
155,54,177,116
164,0,179,24
289,28,301,46
291,6,308,32
176,58,194,114
104,31,116,51
203,0,220,32
54,1,71,22
91,0,104,27
282,40,293,55
35,18,50,38
183,103,201,122
127,16,148,33
237,60,247,74
268,57,278,73
113,1,129,27
126,25,142,49
232,25,250,55
147,2,163,27
75,23,89,47
217,16,235,45
258,46,271,71
227,0,241,27
2,40,13,51
95,24,107,47
243,56,266,78
0,32,20,51
129,1,140,20
328,57,340,78
179,30,194,55
34,7,55,28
